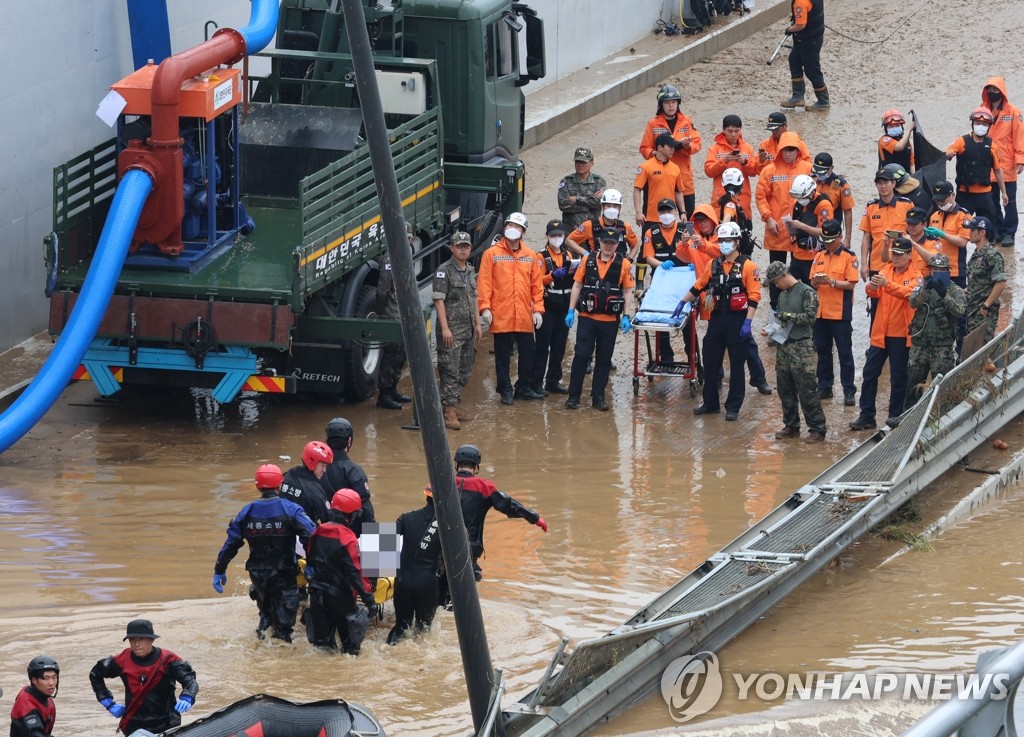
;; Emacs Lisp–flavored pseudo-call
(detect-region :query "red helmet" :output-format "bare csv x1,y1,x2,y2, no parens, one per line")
970,106,995,124
302,441,333,471
254,464,283,490
881,109,905,126
331,488,362,514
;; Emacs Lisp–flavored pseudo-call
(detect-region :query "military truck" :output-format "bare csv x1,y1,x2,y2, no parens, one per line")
45,0,545,403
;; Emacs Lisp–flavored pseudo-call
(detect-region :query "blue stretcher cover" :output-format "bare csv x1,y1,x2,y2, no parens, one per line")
634,266,698,326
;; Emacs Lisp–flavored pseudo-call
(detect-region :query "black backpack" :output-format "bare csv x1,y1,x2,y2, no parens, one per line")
682,0,714,30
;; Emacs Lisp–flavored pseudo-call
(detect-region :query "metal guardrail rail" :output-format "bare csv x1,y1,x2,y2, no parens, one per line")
500,306,1024,737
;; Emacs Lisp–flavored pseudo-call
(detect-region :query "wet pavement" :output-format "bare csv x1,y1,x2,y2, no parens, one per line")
2,0,1024,734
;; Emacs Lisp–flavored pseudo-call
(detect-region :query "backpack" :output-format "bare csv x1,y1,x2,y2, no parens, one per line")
682,0,714,30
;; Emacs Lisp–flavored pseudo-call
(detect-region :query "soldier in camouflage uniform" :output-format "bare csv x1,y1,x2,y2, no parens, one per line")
557,147,607,230
964,216,1008,346
375,227,415,410
433,232,482,430
905,253,966,405
764,261,827,443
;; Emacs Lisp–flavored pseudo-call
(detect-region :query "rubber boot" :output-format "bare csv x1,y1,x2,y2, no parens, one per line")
454,404,473,422
808,85,830,111
376,389,403,410
443,404,461,430
780,79,806,109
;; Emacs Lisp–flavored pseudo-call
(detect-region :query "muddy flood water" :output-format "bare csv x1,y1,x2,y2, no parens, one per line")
2,0,1024,735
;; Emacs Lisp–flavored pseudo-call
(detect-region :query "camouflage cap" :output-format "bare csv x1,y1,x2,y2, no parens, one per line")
928,253,951,269
763,261,789,284
574,147,594,162
451,231,472,246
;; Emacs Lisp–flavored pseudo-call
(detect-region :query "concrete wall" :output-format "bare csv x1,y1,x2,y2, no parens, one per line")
0,1,254,351
525,0,676,92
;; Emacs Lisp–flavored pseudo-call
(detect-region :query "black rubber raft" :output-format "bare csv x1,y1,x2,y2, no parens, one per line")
160,694,386,737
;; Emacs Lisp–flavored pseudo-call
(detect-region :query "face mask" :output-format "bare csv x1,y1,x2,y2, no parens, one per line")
973,124,990,137
796,197,811,206
886,126,904,137
659,213,676,226
719,241,735,256
603,207,620,220
815,173,829,182
988,91,1002,102
931,271,951,287
504,227,522,241
548,236,564,248
939,200,956,212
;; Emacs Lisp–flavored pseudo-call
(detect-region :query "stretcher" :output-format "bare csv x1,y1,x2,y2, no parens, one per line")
631,266,703,396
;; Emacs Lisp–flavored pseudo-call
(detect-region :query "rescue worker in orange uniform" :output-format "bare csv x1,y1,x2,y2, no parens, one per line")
904,207,943,278
945,107,1007,226
533,220,577,394
639,84,703,217
567,188,639,260
634,133,688,230
981,77,1024,246
858,167,914,319
926,180,971,287
673,224,763,421
757,112,811,172
810,219,859,405
849,237,922,431
877,109,915,171
782,173,833,285
812,152,855,249
780,0,829,111
477,212,545,405
756,130,813,309
705,114,760,216
564,227,636,411
645,199,700,366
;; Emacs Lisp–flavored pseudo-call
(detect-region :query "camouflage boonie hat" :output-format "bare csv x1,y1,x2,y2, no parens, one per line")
763,261,789,284
574,147,594,162
928,253,951,269
451,231,472,246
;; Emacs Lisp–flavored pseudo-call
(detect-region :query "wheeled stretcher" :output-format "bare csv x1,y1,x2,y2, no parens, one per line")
630,266,703,396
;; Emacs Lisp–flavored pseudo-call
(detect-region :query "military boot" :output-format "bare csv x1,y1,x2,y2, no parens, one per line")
376,389,403,410
454,405,473,422
443,405,461,430
808,85,830,111
781,79,806,109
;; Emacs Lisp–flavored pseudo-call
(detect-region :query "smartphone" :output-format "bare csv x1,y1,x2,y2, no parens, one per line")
684,222,695,236
886,229,902,239
731,149,740,155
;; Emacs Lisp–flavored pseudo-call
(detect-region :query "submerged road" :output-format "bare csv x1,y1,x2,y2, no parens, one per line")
1,0,1023,735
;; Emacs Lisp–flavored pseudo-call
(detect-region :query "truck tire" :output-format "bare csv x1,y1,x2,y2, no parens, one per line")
344,284,382,402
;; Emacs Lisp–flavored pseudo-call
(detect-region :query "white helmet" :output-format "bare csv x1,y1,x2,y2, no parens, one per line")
789,174,817,200
600,189,624,206
505,212,528,229
722,168,744,188
717,222,742,240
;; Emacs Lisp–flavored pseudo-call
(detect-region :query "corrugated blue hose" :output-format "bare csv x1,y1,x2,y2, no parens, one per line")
0,170,153,453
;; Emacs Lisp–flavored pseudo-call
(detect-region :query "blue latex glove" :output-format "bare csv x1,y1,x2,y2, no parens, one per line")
552,266,568,278
672,300,692,319
923,226,944,239
565,309,576,328
175,695,194,714
739,318,753,340
620,315,632,334
660,261,675,271
212,573,226,593
100,698,125,718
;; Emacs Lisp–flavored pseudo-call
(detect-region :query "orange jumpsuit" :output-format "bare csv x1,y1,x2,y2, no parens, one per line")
477,238,544,333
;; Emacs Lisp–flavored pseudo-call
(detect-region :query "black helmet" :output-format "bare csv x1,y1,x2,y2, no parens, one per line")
325,417,354,440
28,655,59,679
657,84,682,104
454,444,482,466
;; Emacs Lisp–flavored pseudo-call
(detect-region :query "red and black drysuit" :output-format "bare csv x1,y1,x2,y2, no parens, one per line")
89,647,198,736
10,684,56,737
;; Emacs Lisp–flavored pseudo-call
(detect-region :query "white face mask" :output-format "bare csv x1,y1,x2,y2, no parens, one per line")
939,199,956,212
796,197,811,206
973,124,990,137
658,213,676,226
886,126,904,137
548,236,564,247
603,207,620,220
719,241,735,256
504,227,522,241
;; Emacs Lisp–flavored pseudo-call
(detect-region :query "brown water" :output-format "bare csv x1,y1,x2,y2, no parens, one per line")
2,0,1024,735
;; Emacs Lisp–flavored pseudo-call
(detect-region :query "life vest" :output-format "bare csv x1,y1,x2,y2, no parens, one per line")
540,248,574,310
791,194,829,249
709,255,750,312
719,197,757,256
647,225,687,266
583,217,628,255
878,140,913,171
955,135,995,187
579,254,626,315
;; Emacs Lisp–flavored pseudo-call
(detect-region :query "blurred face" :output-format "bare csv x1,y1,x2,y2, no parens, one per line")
969,226,987,244
661,99,679,117
312,461,327,479
906,220,924,237
875,179,895,198
31,672,59,697
781,147,798,164
771,125,786,141
451,243,471,263
598,238,618,256
128,637,155,659
694,215,714,235
891,251,912,270
723,126,741,145
574,159,593,177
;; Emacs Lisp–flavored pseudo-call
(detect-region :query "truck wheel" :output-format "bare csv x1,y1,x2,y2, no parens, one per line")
344,284,381,401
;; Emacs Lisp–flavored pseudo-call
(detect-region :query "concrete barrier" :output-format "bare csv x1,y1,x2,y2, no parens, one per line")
0,379,31,413
524,0,790,149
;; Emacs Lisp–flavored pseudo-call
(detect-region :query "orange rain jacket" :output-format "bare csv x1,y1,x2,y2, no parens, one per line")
865,262,921,348
704,131,760,215
476,237,544,333
639,112,704,196
755,132,813,252
982,76,1024,184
